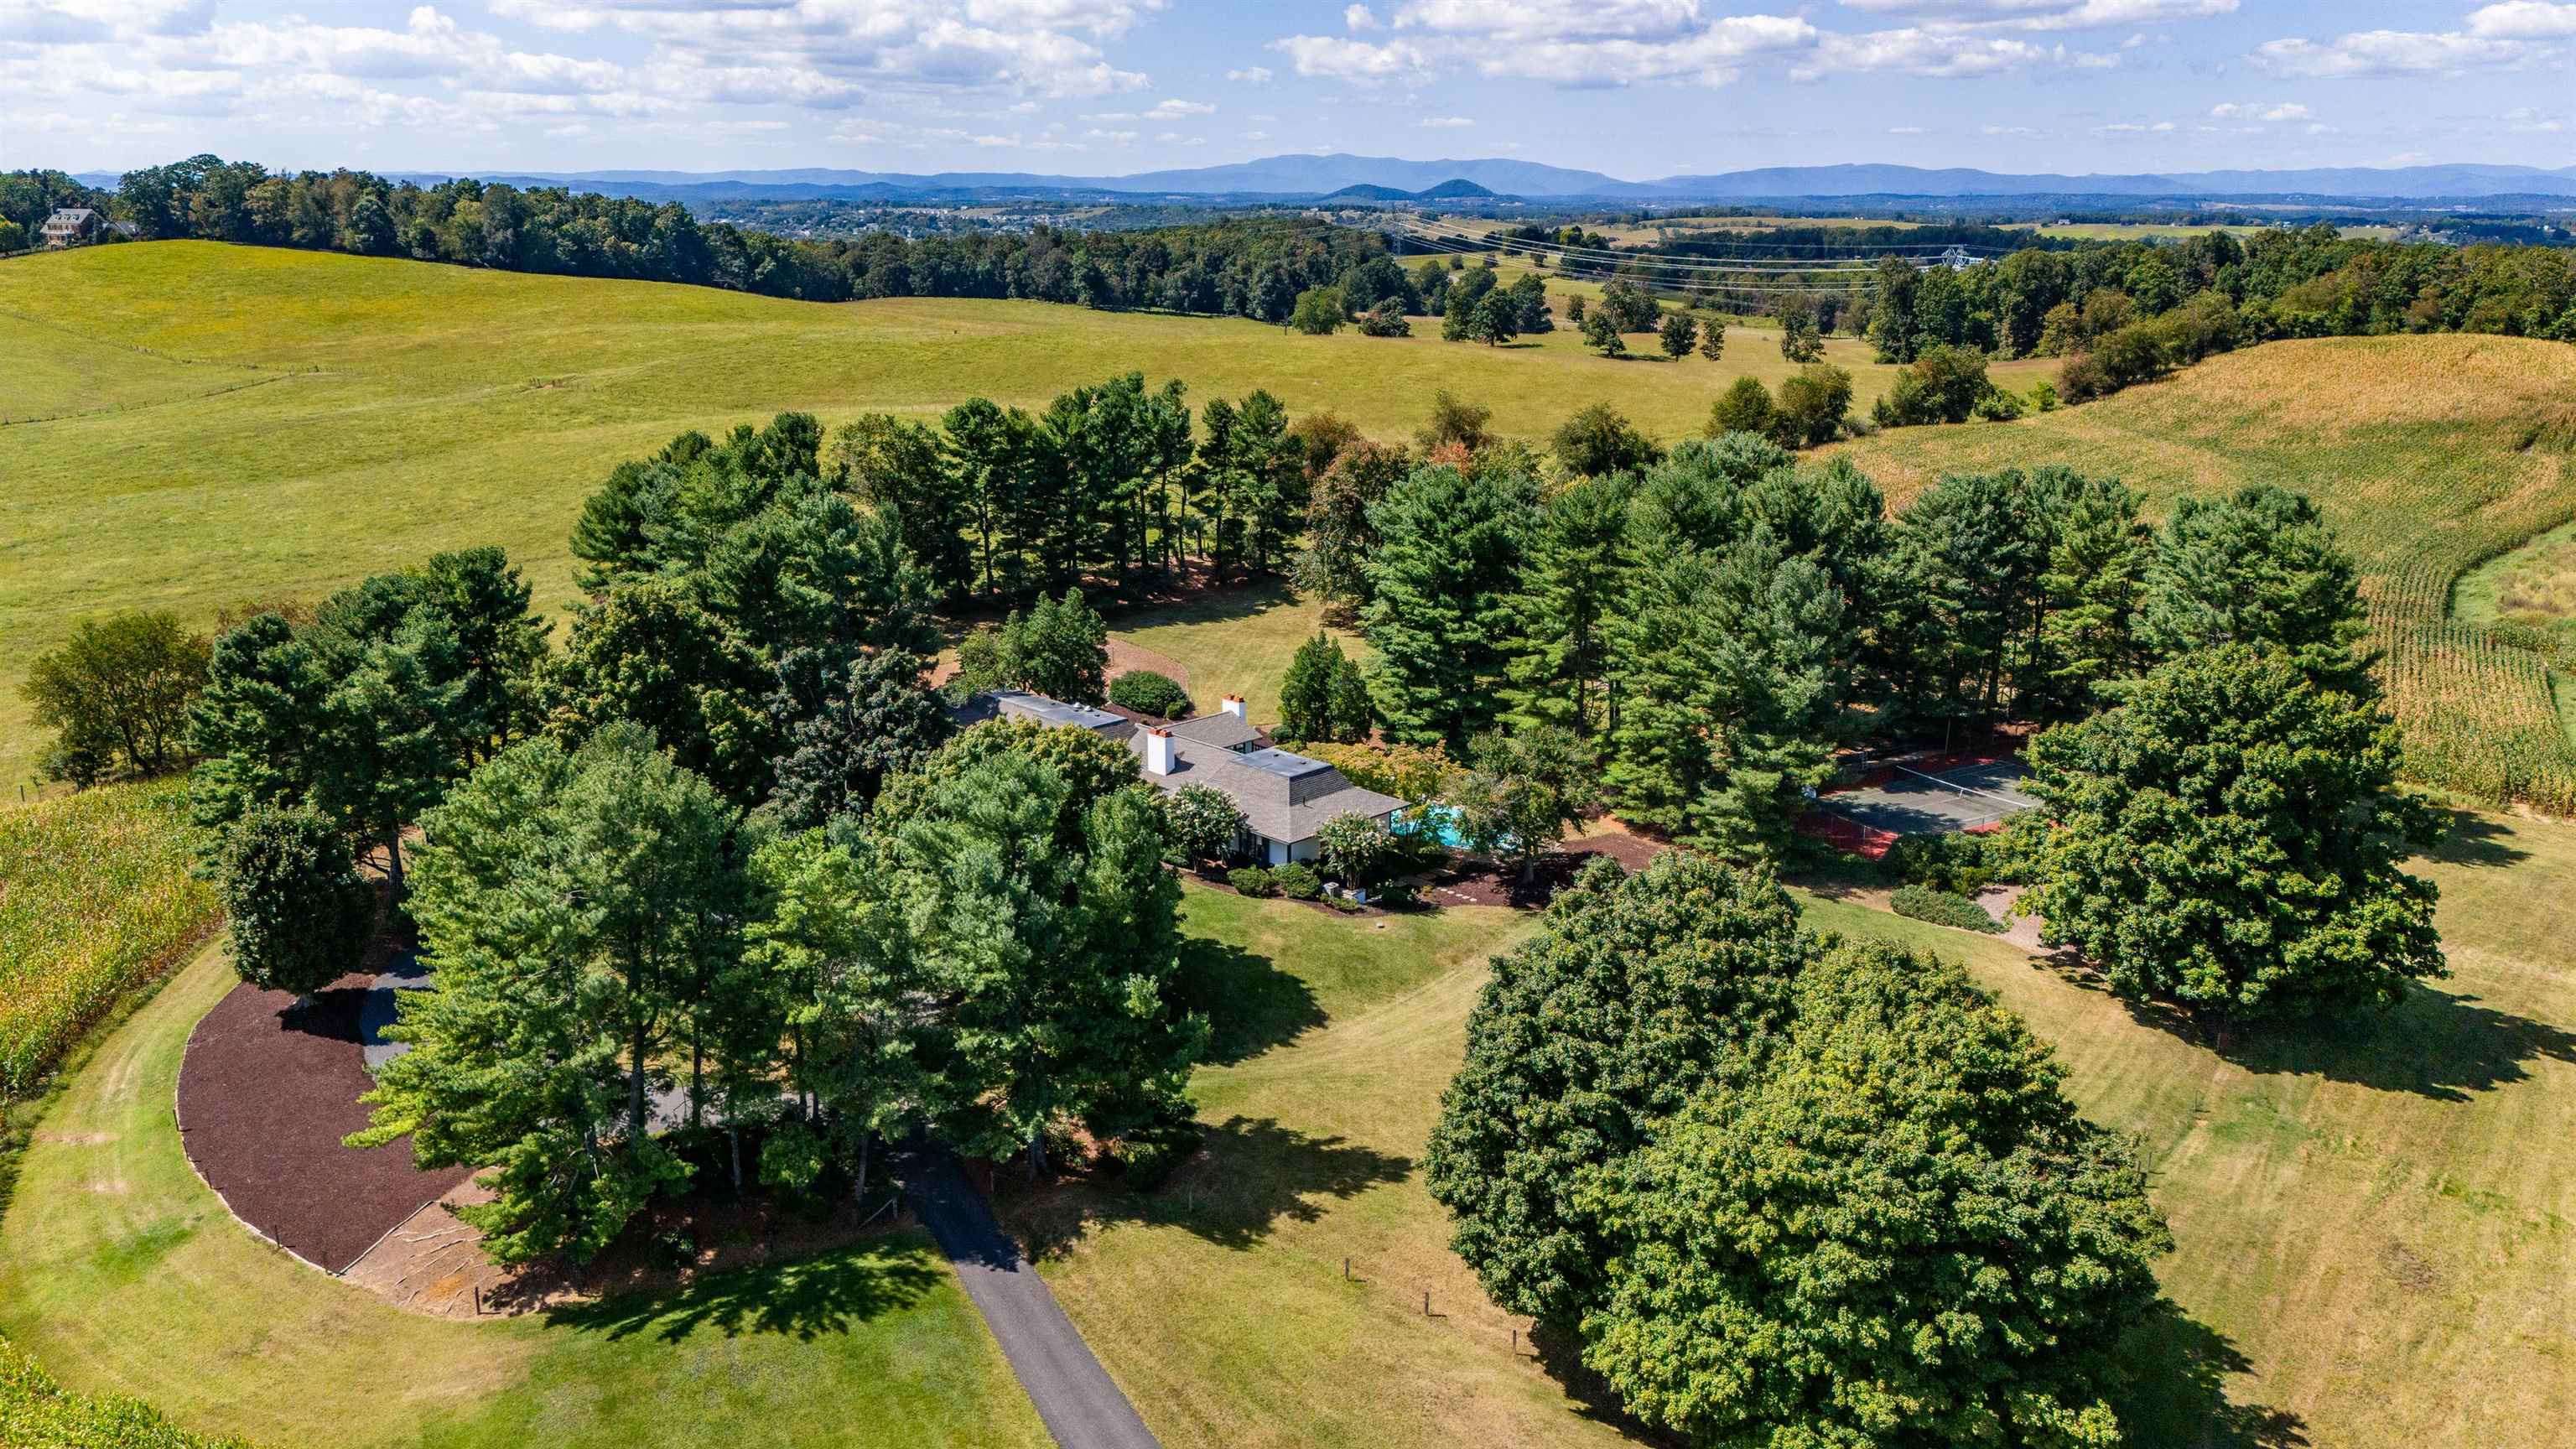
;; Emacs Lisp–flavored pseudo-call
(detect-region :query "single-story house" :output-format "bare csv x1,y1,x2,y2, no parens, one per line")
956,688,1402,866
39,208,106,248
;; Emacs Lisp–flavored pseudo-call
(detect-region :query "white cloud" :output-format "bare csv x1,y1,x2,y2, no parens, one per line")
1802,27,2108,78
2255,30,2527,77
2210,101,2311,122
1418,114,1473,127
1345,3,1379,29
1284,7,1814,87
1834,0,2233,29
2101,118,2175,131
1148,96,1213,116
2467,2,2576,39
1224,65,1273,82
1271,34,1435,85
1888,123,1925,132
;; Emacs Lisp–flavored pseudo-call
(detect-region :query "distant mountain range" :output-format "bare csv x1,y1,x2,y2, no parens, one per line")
70,154,2576,203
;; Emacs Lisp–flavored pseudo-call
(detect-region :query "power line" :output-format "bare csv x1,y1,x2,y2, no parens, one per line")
1389,219,1990,285
1395,216,2009,266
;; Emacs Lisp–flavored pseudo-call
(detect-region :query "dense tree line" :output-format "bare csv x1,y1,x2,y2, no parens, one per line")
70,156,1391,318
1349,418,2431,969
831,373,1310,600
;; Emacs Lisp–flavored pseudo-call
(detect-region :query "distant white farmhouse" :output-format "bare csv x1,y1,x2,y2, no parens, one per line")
957,688,1402,865
39,208,106,248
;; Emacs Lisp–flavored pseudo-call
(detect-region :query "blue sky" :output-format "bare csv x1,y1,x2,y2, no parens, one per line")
3,2,2571,179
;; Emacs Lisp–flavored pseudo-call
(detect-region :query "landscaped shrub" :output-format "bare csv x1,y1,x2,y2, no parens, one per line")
1271,862,1322,900
1229,866,1280,897
1108,669,1192,719
1111,1109,1204,1192
1889,883,2002,933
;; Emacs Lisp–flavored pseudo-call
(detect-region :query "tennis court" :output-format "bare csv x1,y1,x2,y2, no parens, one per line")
1804,757,2041,858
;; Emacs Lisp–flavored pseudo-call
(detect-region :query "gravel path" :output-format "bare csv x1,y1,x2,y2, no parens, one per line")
902,1150,1161,1449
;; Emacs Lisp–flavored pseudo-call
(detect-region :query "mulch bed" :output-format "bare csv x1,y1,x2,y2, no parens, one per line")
1432,830,1668,908
178,971,470,1274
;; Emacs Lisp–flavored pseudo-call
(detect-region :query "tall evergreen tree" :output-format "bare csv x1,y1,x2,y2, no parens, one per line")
1499,473,1631,735
886,752,1201,1176
1361,465,1530,749
2031,471,2150,719
2134,483,2370,692
834,413,972,600
353,725,741,1264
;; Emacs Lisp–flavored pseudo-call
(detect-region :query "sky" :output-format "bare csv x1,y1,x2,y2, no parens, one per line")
3,1,2573,180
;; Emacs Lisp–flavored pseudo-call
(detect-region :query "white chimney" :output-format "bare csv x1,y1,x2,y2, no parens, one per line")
1220,694,1247,719
1144,728,1175,776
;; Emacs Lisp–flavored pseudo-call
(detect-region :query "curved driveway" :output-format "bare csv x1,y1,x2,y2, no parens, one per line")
901,1150,1162,1449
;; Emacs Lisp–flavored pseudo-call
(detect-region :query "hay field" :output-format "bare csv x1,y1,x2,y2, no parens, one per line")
1834,334,2576,810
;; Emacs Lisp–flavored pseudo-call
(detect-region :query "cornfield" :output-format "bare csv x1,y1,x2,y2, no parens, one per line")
0,780,217,1100
1840,332,2576,815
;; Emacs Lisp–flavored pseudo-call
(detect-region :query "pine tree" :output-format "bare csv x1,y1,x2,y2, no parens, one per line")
2032,471,2149,718
352,724,738,1264
1500,473,1630,735
2135,483,2370,692
1361,465,1529,749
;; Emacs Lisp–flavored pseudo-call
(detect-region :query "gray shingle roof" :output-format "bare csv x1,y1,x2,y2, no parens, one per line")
1136,730,1400,845
957,689,1398,844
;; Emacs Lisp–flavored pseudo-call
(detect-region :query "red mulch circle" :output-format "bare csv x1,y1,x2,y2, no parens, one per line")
178,973,470,1274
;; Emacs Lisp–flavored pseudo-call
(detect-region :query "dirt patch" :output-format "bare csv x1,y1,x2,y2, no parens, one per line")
342,1157,923,1318
177,973,470,1274
1104,637,1189,693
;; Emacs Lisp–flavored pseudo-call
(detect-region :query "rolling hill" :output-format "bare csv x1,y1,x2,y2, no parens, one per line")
0,240,2050,793
74,156,2576,203
1834,335,2576,812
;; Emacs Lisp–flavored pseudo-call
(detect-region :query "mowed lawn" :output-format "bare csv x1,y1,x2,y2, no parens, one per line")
1006,818,2576,1449
0,941,1051,1449
0,240,2018,790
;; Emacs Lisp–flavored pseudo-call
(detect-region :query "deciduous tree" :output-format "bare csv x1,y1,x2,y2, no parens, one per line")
2023,644,2445,1033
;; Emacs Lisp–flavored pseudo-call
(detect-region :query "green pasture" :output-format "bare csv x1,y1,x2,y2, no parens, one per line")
2,241,2041,792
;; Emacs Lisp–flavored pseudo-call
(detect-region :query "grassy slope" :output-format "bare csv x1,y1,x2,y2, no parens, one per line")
0,241,2051,789
1109,579,1368,726
1008,822,2576,1449
1005,890,1621,1449
1832,334,2576,808
0,942,1050,1449
2458,517,2576,660
1811,818,2576,1449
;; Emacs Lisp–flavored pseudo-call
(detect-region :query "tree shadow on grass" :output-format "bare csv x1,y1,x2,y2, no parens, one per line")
1175,937,1325,1066
1524,1320,1686,1446
2067,963,2576,1103
542,1239,944,1345
1011,1114,1411,1260
2111,1299,2310,1448
2426,807,2531,869
1108,572,1303,633
1523,1298,2306,1449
